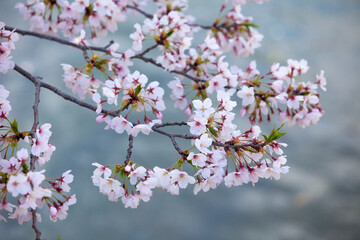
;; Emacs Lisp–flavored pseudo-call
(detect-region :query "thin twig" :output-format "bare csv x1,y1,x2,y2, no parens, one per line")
126,5,153,19
170,136,187,158
82,48,90,63
104,40,114,49
151,125,197,140
135,44,158,58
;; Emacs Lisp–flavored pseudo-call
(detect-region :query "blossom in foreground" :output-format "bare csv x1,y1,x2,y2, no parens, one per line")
0,86,76,224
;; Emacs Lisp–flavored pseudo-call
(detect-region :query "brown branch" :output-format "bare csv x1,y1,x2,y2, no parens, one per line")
135,44,158,58
212,141,266,150
13,64,117,117
29,73,42,240
5,26,89,51
154,122,188,128
170,136,187,158
82,48,90,63
125,134,134,164
151,125,197,140
31,210,41,240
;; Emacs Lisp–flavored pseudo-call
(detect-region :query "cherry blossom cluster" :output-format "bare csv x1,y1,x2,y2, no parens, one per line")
0,85,11,123
91,89,289,208
129,2,196,71
207,2,264,57
91,125,289,208
0,1,328,237
47,0,326,211
166,40,325,128
15,0,195,43
0,85,76,223
61,47,166,136
92,162,197,208
187,94,289,192
0,22,19,74
228,0,270,8
15,0,136,42
166,40,237,111
233,60,326,127
97,69,166,136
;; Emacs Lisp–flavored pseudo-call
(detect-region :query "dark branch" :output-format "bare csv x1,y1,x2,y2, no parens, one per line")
104,40,114,49
125,135,134,164
13,64,116,117
152,125,197,140
31,210,41,240
135,44,158,58
170,136,187,158
5,26,88,51
155,122,188,128
29,73,42,240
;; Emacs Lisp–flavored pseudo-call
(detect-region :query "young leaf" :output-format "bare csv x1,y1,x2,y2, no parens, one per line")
134,84,142,96
10,119,19,135
264,123,287,143
208,126,219,138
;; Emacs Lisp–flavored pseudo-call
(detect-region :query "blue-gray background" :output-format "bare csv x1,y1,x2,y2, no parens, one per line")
1,0,360,239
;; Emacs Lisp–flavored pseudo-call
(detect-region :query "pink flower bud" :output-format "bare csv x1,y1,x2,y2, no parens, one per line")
50,206,57,216
156,111,163,120
240,107,247,117
184,107,191,118
96,115,105,123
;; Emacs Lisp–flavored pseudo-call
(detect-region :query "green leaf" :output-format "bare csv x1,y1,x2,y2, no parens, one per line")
271,131,287,141
264,123,287,143
95,59,107,66
208,126,219,138
134,84,142,96
244,22,260,29
57,235,62,240
22,163,29,174
1,173,7,183
247,148,259,153
10,119,19,135
261,134,268,142
166,29,174,38
200,90,208,100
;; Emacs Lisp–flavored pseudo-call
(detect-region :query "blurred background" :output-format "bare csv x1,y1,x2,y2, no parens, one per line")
1,0,360,239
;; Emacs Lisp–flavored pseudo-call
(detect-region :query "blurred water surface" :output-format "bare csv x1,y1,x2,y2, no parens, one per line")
1,0,360,239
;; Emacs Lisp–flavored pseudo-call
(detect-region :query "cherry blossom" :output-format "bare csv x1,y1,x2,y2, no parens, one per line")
0,22,19,73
